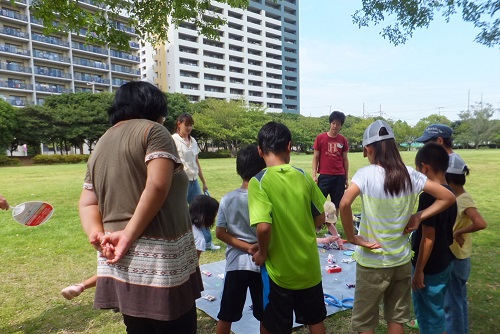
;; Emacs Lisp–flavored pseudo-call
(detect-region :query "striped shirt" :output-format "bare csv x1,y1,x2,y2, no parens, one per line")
351,165,427,268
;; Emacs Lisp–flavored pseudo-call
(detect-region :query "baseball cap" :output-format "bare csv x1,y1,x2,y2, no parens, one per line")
415,124,453,142
324,201,337,224
362,120,395,147
447,153,467,174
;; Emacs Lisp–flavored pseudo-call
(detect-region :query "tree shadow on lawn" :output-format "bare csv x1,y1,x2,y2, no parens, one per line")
0,301,122,334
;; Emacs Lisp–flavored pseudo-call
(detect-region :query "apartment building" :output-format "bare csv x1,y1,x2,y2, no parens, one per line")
152,0,300,114
0,0,141,107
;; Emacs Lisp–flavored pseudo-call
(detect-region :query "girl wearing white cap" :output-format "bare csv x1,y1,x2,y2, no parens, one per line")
339,120,456,334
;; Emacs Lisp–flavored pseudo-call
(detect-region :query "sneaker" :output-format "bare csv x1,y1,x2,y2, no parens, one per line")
207,244,221,251
61,283,85,300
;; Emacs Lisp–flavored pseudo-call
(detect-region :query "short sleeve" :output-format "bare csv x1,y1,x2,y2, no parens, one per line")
216,196,228,228
459,193,476,216
310,174,326,216
144,123,182,165
409,167,427,193
191,137,200,156
248,176,272,226
351,168,366,194
313,134,321,151
343,136,349,152
83,168,93,190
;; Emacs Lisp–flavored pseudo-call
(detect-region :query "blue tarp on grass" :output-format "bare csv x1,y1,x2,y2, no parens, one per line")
196,245,357,334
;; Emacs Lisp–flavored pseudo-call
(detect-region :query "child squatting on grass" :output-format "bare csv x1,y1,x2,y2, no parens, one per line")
411,143,458,334
189,194,220,260
339,120,456,334
215,144,267,334
249,121,327,334
444,154,487,334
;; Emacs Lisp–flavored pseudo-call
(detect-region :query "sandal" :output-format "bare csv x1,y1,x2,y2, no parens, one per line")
406,319,419,329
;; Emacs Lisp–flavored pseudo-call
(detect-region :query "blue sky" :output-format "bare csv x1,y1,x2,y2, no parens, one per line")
298,1,500,124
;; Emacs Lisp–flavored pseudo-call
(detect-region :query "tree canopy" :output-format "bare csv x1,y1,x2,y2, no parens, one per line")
353,0,500,47
28,0,500,49
31,0,249,49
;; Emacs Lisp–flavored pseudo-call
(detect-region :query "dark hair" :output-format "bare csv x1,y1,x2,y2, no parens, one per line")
175,113,194,132
329,111,346,125
424,136,453,149
108,81,167,125
189,195,219,229
257,121,291,155
237,144,266,181
368,127,412,196
415,142,449,174
446,166,470,186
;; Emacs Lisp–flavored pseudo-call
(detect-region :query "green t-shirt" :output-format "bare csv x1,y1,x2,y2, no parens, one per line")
249,164,325,290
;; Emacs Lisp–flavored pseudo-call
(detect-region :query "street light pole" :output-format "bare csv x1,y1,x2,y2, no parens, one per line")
86,81,96,94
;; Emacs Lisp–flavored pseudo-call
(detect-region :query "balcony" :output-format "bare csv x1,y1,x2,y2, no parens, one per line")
34,66,72,79
32,33,69,48
0,81,33,90
0,27,29,39
0,62,31,73
74,72,109,84
0,44,30,56
73,57,108,69
35,83,69,94
0,9,28,22
7,98,32,106
33,50,70,63
110,50,140,62
72,42,108,56
110,64,140,75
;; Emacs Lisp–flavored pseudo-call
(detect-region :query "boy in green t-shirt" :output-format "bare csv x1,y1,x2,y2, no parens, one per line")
249,121,327,334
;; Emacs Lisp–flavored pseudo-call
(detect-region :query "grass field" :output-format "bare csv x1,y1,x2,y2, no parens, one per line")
0,150,498,333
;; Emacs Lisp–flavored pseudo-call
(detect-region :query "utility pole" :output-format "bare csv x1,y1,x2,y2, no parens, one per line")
436,106,444,115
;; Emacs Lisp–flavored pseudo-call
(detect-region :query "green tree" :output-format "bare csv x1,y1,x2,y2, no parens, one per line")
193,98,267,156
0,99,17,154
31,0,250,50
455,103,498,149
413,114,452,139
44,93,112,154
165,93,194,134
391,119,417,150
353,1,500,47
9,105,54,156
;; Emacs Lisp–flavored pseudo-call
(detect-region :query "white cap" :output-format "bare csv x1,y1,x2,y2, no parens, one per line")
362,120,395,147
324,201,337,224
447,153,467,174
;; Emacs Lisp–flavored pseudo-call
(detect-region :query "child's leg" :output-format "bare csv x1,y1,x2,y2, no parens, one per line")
61,275,97,300
308,321,326,334
444,258,470,334
215,320,232,334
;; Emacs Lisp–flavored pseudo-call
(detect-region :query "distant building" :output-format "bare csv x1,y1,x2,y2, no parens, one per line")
149,0,300,114
0,0,141,107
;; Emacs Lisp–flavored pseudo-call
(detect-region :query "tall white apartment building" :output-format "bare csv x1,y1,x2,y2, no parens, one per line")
0,0,141,107
152,0,300,114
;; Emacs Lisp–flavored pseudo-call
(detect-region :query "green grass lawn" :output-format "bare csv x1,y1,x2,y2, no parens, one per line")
0,150,498,333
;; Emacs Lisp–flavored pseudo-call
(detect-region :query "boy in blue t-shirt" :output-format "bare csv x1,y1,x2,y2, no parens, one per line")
412,143,457,334
215,145,266,334
249,122,327,334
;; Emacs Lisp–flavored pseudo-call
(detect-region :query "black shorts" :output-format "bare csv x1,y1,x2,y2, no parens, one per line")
217,270,263,322
261,267,326,334
317,174,346,207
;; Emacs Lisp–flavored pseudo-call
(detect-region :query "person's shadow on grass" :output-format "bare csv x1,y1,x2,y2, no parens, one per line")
0,302,123,333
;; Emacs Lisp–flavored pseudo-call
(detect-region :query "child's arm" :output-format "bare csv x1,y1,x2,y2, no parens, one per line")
339,183,381,249
216,226,258,255
454,207,487,247
252,223,272,266
404,179,455,234
412,225,435,290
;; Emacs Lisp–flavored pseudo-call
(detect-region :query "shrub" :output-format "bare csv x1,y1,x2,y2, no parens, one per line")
0,156,21,166
198,150,232,159
32,154,89,165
